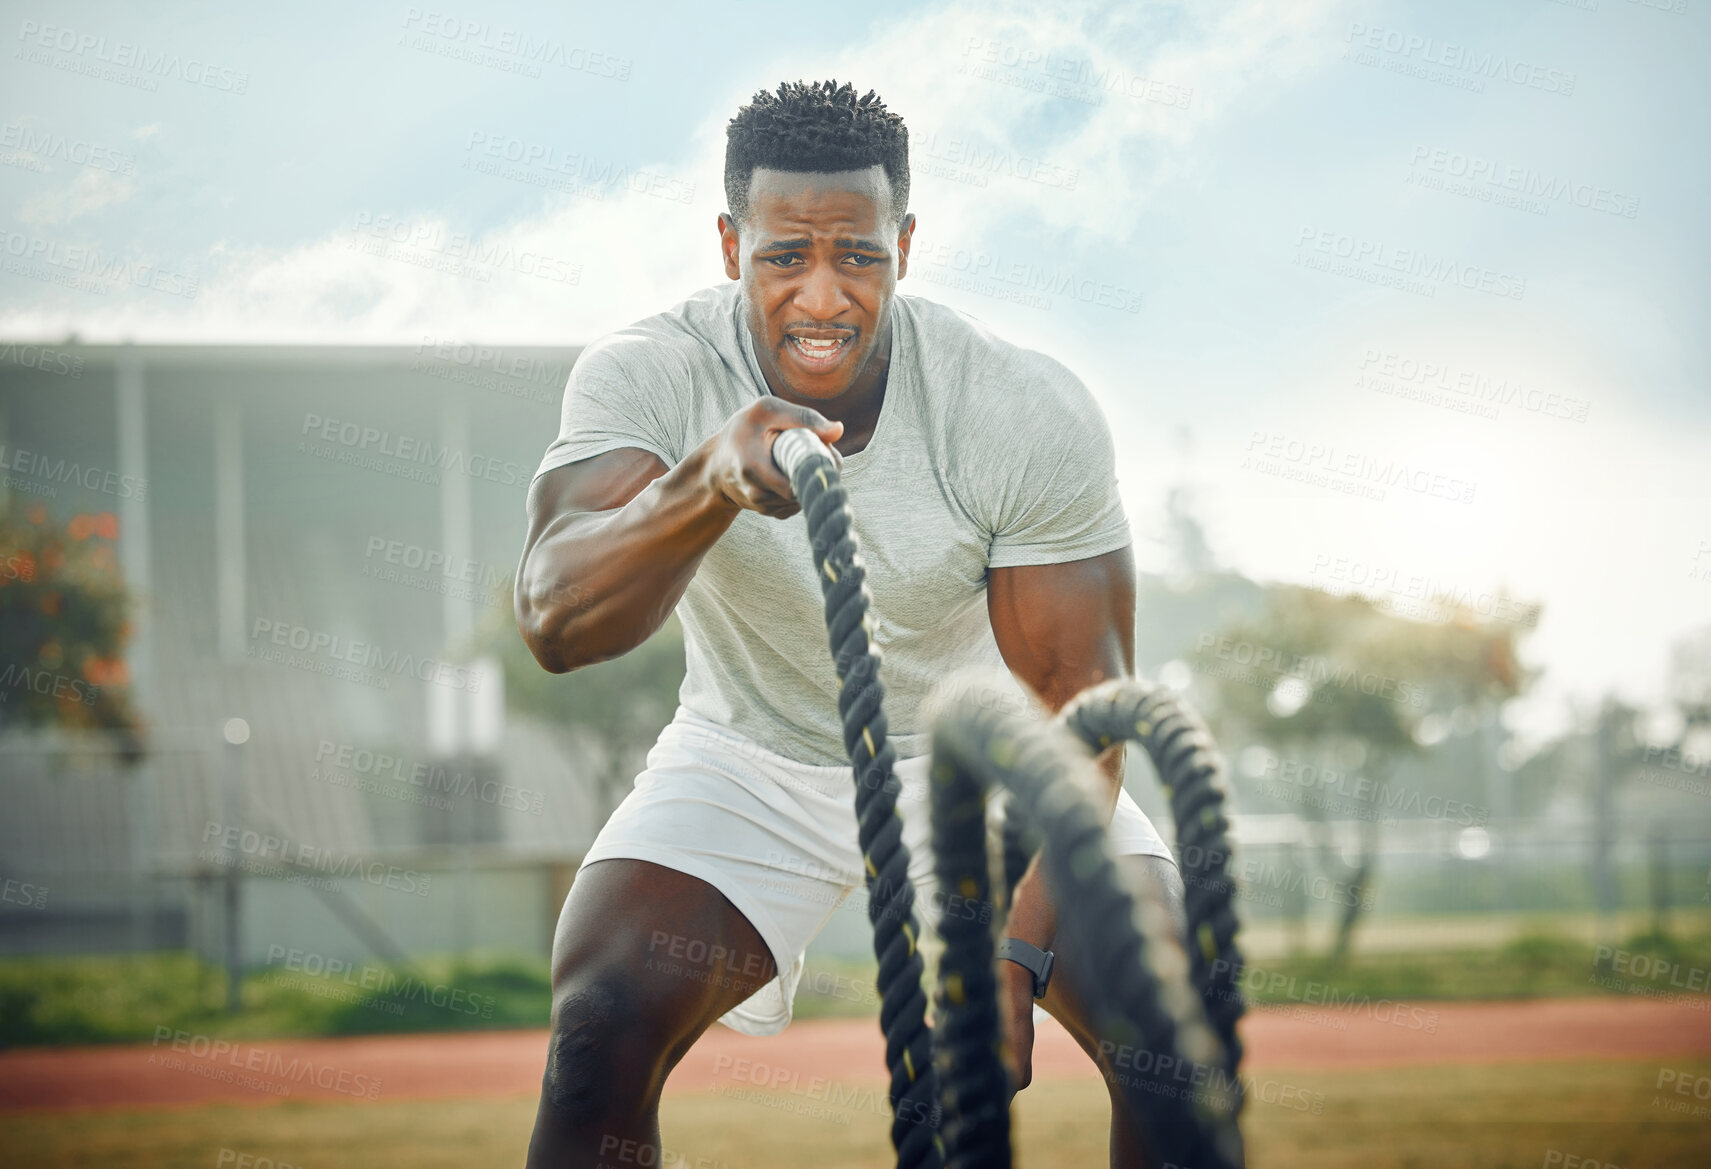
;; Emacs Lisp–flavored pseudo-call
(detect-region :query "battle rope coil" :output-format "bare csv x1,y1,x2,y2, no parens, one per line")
929,679,1246,1169
773,427,1247,1169
1056,681,1248,1089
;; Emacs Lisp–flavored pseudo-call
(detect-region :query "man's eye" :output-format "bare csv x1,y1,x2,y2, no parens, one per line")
845,254,879,266
766,254,802,267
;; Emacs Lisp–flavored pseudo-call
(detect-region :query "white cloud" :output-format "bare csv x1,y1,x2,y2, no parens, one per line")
17,166,137,226
0,0,1352,343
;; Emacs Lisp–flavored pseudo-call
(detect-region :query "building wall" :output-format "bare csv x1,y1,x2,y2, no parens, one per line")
1,344,607,964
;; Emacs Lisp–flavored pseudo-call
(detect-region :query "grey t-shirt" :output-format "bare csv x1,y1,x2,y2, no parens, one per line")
535,281,1131,766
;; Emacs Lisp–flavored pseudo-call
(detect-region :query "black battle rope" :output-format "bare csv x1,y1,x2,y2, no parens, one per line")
927,679,1245,1169
1056,679,1248,1089
773,428,944,1169
774,429,1246,1169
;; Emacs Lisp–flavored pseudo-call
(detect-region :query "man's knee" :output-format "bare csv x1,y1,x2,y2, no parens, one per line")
542,977,630,1126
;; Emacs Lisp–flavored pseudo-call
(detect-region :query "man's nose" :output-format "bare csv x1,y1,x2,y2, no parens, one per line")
794,261,853,321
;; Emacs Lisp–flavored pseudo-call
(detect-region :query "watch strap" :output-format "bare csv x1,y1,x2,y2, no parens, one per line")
996,937,1055,999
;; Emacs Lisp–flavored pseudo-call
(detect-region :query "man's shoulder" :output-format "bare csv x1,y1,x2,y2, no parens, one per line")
578,283,740,381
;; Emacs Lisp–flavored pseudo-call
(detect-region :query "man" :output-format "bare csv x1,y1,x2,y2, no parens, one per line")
515,79,1186,1168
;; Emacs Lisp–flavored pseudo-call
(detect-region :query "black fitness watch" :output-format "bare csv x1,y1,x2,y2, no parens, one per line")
996,937,1055,1000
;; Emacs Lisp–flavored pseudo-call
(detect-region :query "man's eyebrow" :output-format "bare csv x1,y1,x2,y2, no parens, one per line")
754,236,889,254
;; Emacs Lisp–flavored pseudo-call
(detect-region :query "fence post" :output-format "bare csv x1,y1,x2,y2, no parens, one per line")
222,718,250,1013
1648,827,1670,938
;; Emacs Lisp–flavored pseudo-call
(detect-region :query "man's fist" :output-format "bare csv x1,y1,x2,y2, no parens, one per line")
701,396,843,519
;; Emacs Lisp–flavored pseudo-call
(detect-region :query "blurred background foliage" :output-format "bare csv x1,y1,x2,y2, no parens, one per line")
0,500,140,746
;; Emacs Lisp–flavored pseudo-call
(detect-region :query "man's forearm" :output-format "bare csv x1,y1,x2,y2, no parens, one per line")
1002,743,1124,960
517,442,739,671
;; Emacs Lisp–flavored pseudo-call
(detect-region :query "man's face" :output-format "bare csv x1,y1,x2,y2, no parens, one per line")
720,165,915,402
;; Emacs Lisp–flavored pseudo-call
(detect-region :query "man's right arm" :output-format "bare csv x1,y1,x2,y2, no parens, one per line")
514,396,844,673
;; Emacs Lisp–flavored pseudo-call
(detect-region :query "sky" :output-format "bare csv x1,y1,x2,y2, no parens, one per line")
2,0,1707,749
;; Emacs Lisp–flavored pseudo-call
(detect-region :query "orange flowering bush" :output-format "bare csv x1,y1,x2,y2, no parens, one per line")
0,502,140,740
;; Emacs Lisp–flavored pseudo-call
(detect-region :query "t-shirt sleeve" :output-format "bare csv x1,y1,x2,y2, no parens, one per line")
980,357,1132,569
533,333,685,481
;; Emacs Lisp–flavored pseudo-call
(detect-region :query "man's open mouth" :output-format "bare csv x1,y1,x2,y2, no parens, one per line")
785,332,855,371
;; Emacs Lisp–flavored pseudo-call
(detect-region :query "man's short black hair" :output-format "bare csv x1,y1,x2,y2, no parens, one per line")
724,79,909,231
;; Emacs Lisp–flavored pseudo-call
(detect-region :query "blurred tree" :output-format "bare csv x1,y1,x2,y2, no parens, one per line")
1201,584,1537,959
0,500,141,748
470,602,686,825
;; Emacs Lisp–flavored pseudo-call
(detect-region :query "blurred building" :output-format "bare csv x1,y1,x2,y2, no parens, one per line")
0,340,609,968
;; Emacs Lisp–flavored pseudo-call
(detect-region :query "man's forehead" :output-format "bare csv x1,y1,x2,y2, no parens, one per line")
747,166,893,227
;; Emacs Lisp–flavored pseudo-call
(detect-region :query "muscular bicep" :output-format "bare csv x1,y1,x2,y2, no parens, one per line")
987,546,1136,712
517,448,669,614
514,447,673,671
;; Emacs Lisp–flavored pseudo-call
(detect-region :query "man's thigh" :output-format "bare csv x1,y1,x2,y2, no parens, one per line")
549,858,780,1051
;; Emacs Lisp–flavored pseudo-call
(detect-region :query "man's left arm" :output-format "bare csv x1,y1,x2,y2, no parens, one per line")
986,544,1136,1088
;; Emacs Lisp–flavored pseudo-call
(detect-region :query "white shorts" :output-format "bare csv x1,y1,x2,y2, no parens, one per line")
578,705,1176,1036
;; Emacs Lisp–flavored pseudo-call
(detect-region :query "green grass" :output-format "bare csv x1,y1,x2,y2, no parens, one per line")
0,951,553,1047
2,1058,1705,1169
1241,925,1711,1004
3,923,1708,1048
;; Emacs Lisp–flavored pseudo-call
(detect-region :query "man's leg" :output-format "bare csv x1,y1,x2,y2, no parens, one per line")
524,857,778,1169
1032,853,1190,1169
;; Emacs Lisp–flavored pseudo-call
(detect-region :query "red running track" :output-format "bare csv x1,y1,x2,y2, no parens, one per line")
1,997,1707,1113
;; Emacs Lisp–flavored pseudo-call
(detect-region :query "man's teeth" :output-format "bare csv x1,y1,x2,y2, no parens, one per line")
792,337,846,354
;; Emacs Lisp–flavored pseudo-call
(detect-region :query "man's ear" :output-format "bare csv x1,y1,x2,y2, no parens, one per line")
896,212,917,280
718,212,742,280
